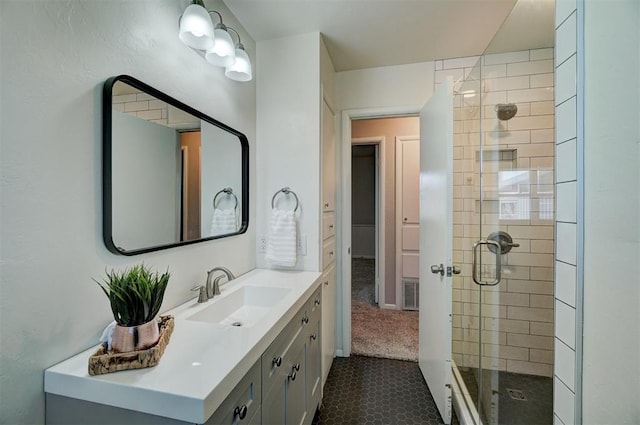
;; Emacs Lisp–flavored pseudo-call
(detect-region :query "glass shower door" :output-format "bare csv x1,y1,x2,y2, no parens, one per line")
470,52,556,425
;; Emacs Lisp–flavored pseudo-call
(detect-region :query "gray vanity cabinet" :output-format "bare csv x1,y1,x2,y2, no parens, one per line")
261,287,322,425
46,285,322,425
46,360,263,425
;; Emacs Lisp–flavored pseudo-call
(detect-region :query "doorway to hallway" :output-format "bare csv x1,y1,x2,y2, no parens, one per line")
349,117,420,361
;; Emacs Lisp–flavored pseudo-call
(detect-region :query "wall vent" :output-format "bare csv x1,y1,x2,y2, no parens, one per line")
403,279,419,310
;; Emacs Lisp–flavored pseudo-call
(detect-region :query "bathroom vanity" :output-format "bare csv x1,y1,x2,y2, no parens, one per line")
45,269,322,425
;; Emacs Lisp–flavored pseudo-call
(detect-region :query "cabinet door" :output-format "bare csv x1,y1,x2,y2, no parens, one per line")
285,342,307,425
321,264,336,386
322,98,336,212
306,319,321,416
262,383,285,425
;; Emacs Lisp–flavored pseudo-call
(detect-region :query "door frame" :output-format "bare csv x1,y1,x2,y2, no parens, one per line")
351,137,385,306
338,106,420,357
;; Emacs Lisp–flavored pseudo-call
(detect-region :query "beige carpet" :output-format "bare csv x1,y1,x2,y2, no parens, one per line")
351,299,419,361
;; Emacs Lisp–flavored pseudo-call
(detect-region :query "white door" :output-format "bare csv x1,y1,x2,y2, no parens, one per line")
396,137,421,307
418,77,454,424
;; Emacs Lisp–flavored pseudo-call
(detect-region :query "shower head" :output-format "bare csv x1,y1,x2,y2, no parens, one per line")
495,103,518,121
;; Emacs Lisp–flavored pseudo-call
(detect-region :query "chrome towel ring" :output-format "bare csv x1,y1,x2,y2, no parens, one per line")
213,187,238,210
271,187,299,212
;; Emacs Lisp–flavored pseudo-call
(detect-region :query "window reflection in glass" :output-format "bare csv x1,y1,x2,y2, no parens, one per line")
498,169,554,221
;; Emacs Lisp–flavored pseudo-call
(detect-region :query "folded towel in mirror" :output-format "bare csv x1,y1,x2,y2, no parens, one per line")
210,208,237,236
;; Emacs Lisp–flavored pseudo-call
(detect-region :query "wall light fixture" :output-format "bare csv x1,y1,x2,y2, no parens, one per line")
178,0,252,82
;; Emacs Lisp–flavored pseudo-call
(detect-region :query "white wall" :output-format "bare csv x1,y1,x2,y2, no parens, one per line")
112,111,180,248
256,32,322,271
201,122,243,237
0,1,256,424
582,0,640,422
336,62,435,111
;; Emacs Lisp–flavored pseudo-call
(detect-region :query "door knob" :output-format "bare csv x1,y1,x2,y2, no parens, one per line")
447,265,461,277
430,264,445,276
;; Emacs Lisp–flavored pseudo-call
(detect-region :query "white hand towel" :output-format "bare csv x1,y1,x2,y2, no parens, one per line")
210,208,237,236
266,208,297,267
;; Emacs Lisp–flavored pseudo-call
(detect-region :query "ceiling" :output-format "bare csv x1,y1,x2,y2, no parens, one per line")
222,0,555,72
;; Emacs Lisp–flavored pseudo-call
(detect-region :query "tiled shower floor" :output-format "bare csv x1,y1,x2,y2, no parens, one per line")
313,355,459,425
458,367,553,425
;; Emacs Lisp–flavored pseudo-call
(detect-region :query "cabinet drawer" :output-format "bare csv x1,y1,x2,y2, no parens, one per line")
322,213,335,240
205,361,261,425
322,198,334,213
322,264,336,293
322,238,335,269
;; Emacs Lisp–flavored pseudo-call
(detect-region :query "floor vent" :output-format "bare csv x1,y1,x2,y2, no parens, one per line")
403,279,419,310
506,388,527,401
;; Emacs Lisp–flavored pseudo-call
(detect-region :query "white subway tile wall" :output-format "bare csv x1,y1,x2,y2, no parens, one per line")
554,376,576,424
555,339,576,391
554,0,580,422
438,48,556,378
556,96,577,143
112,93,169,125
555,139,577,182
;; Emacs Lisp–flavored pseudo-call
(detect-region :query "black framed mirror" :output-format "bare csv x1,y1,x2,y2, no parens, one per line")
103,75,249,255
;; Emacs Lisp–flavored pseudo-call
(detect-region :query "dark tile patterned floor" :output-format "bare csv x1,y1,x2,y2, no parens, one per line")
459,367,553,425
313,355,459,425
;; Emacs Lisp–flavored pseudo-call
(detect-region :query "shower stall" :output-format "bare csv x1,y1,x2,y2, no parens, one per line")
448,4,556,424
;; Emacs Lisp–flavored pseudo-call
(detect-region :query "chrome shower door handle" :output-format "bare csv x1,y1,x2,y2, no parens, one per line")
472,239,501,286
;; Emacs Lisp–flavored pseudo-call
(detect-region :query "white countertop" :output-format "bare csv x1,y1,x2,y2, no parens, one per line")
44,269,322,424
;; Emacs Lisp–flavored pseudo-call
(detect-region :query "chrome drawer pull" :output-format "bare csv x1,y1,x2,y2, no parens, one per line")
234,405,248,420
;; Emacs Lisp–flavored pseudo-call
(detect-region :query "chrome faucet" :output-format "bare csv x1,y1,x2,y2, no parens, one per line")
206,266,235,299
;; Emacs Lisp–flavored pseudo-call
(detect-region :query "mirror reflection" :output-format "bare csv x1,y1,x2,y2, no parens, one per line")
104,75,248,255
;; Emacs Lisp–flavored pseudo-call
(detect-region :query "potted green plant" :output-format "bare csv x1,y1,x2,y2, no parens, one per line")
95,264,170,353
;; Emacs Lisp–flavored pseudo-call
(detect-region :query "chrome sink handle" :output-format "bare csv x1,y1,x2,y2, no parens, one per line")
191,285,208,303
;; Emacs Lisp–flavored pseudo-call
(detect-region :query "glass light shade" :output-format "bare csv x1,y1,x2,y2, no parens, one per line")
225,48,252,82
205,28,235,67
178,4,214,50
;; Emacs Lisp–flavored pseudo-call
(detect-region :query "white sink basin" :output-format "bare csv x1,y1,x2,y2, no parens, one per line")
186,285,291,327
